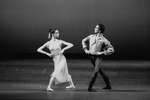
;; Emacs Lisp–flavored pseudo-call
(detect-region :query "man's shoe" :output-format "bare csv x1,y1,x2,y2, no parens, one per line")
88,88,96,92
102,86,111,89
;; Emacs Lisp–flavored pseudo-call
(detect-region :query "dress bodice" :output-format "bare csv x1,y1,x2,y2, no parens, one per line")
48,40,62,56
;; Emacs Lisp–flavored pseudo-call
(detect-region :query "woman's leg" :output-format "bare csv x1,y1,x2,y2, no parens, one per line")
66,77,75,89
47,76,55,91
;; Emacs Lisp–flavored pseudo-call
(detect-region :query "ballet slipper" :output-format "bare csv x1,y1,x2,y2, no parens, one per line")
66,85,75,89
47,87,54,92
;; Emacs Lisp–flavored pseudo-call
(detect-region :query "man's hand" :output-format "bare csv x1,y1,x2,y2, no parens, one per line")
96,52,104,55
90,51,97,55
103,50,108,55
84,49,90,54
90,52,104,55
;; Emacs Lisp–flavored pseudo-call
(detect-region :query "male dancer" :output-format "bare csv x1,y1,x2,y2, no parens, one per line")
82,23,114,92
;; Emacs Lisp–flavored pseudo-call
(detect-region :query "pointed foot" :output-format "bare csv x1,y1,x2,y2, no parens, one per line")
47,87,54,92
66,85,75,89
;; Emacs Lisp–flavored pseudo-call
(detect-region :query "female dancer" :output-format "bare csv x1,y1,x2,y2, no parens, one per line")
37,29,75,92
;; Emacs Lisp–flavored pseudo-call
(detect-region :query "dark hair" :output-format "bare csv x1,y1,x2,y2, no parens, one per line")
98,23,105,33
48,29,56,39
49,29,56,34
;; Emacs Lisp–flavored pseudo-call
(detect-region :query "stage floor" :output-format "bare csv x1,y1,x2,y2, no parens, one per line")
0,59,150,100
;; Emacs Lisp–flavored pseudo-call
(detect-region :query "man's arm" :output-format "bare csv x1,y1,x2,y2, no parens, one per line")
82,36,90,54
104,40,114,55
82,36,88,50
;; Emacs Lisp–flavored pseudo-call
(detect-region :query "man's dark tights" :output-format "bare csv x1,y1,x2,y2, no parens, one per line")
88,55,110,91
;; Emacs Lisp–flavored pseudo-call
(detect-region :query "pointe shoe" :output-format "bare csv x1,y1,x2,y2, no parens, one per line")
66,85,75,89
47,87,54,92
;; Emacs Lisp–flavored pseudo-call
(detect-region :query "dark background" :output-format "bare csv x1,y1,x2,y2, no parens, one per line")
0,0,150,60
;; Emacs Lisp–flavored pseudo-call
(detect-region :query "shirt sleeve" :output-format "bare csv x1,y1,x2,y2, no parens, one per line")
82,35,90,50
104,39,114,55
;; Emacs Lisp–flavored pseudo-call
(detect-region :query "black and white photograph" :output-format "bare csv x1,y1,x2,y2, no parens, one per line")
0,0,150,100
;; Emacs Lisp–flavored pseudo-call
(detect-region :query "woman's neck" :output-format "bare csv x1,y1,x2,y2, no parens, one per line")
51,37,57,41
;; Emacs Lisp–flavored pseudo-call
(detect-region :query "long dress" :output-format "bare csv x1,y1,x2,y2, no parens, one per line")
48,39,71,85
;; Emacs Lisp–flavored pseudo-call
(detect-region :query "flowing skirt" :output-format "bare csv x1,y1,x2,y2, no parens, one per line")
51,54,71,84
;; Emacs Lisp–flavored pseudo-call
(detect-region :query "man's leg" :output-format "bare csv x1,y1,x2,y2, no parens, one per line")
88,71,98,92
88,56,101,92
99,68,111,89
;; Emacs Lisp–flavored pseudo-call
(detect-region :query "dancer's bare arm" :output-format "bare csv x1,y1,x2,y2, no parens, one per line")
37,42,53,57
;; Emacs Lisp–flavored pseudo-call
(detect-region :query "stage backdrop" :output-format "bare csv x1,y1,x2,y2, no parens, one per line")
0,0,150,58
